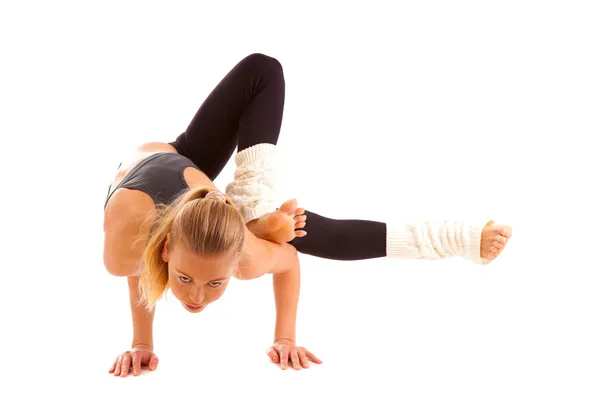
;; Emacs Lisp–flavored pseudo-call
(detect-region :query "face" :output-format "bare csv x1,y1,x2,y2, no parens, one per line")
162,233,239,313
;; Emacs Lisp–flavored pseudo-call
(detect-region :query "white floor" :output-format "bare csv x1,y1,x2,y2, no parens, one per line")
2,1,599,399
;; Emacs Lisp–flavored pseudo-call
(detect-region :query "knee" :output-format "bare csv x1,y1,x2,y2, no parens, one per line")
241,53,283,78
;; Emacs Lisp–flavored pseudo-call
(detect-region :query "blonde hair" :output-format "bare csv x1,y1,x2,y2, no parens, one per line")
138,186,246,310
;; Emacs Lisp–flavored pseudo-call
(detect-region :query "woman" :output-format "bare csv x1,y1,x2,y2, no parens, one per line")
103,53,512,377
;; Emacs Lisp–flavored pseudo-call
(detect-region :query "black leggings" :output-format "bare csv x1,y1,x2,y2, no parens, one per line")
169,53,386,261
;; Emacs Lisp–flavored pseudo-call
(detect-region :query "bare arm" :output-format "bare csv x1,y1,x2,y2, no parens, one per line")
236,228,301,343
105,263,160,376
127,275,155,349
104,196,161,376
245,235,321,368
272,252,300,343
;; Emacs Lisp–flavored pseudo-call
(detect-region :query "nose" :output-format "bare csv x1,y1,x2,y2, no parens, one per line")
188,286,204,305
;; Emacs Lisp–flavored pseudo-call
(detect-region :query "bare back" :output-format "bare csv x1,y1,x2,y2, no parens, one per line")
103,142,216,276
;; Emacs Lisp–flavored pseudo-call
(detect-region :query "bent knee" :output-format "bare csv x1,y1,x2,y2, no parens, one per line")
241,53,283,76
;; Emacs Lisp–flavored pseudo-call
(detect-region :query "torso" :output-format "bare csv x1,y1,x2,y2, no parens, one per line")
103,142,216,275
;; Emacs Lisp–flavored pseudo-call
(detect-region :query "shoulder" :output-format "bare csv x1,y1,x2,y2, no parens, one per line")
103,189,157,276
234,233,299,280
104,188,157,232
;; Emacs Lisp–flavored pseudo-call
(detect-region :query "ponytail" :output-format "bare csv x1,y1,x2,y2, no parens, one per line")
137,186,245,309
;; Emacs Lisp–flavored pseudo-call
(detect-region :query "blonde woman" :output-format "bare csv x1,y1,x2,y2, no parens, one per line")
103,53,512,377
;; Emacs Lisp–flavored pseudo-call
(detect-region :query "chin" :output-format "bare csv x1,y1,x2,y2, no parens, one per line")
181,301,206,313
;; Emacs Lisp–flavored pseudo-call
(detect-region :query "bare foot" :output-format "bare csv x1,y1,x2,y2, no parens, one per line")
246,199,307,244
480,220,512,263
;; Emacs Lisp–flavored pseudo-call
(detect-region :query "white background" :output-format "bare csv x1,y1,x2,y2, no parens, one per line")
1,1,599,399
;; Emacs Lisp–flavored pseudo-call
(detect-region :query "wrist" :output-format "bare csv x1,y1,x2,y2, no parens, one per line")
274,337,295,345
132,340,153,350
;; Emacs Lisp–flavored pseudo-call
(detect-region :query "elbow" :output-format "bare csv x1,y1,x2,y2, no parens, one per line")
104,260,128,277
104,253,139,277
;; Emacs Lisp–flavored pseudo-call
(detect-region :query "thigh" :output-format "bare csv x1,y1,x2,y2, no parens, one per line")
169,53,285,181
169,82,239,181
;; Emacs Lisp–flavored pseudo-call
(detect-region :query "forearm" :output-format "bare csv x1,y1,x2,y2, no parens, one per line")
272,258,300,343
127,276,155,349
238,227,301,342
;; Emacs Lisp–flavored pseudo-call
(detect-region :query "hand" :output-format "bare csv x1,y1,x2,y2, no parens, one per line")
266,338,322,370
108,345,159,377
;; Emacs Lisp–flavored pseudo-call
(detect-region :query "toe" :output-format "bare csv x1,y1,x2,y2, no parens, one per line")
489,224,512,239
295,221,306,229
493,241,503,250
295,207,305,216
295,230,307,237
498,225,512,238
487,248,499,259
279,199,298,215
294,215,307,223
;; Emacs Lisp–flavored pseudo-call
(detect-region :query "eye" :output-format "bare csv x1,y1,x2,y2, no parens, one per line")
208,281,222,288
179,276,192,283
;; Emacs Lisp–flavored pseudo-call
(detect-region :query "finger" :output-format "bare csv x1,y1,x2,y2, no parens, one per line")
266,347,280,364
120,353,132,377
113,355,123,376
280,348,290,370
295,221,306,229
295,230,307,237
149,355,159,371
295,208,305,216
298,351,309,368
290,349,301,370
108,357,118,373
131,352,142,376
304,349,322,364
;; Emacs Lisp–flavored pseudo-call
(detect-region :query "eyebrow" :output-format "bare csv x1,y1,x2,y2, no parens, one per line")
175,270,227,281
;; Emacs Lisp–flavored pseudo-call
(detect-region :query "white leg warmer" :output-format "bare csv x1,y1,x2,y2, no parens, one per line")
225,143,278,224
386,219,493,264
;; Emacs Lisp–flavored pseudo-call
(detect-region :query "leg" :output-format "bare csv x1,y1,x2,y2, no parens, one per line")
170,53,298,229
289,211,512,264
289,211,387,261
169,53,285,181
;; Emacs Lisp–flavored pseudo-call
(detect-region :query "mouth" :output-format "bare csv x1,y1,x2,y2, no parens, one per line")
182,302,205,312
